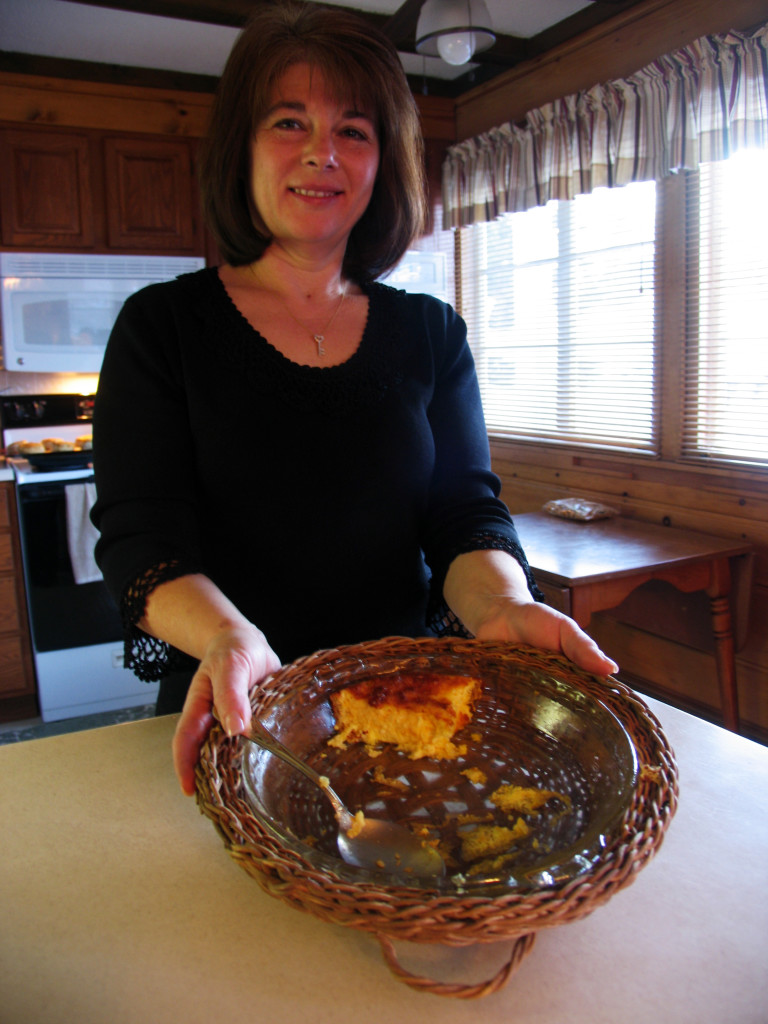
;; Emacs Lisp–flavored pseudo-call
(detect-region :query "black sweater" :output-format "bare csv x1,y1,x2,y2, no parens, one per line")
92,267,531,678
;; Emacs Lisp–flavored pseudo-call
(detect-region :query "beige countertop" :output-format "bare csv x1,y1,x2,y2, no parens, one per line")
1,696,767,1024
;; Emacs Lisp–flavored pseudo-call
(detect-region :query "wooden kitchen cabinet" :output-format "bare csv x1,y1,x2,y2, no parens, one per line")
0,481,37,719
0,123,203,255
0,127,95,248
104,136,198,251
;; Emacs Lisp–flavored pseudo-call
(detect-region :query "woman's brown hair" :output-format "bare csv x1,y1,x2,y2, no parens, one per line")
197,1,427,283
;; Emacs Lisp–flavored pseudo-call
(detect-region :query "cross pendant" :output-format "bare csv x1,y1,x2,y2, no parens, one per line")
313,334,325,356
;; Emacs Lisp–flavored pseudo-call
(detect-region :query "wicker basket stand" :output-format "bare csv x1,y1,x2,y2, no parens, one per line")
195,638,679,998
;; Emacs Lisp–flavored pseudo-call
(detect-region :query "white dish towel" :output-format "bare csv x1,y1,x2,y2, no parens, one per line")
65,482,102,584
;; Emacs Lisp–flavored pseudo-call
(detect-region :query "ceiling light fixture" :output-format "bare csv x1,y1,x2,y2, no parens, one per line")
415,0,496,67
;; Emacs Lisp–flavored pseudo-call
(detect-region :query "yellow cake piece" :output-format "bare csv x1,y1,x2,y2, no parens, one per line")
328,672,481,760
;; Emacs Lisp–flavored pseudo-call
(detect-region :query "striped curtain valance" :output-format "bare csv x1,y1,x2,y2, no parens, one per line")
442,22,768,229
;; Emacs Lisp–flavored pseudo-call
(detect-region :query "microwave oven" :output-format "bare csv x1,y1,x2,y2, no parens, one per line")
0,252,205,374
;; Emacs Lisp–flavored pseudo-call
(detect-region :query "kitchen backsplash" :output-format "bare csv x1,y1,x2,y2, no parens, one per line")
0,369,99,400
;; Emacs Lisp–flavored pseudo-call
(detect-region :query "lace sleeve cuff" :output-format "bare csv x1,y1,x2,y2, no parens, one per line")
427,531,545,638
121,560,199,682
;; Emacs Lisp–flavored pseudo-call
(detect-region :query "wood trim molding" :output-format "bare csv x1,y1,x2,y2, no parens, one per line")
0,69,455,142
0,72,213,136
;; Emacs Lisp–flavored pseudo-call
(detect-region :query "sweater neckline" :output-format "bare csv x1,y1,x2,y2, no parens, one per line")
210,265,376,374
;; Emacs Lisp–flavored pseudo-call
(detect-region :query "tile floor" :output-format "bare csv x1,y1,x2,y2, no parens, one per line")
0,704,156,745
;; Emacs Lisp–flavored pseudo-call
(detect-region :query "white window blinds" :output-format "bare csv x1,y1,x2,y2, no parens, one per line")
682,149,768,468
459,181,658,454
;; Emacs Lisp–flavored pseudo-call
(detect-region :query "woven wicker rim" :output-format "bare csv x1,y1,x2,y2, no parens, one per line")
195,637,678,947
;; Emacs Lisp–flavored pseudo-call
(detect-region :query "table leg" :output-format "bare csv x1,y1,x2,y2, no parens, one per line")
707,559,740,733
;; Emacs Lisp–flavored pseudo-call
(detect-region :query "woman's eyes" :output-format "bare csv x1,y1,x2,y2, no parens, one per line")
270,118,371,141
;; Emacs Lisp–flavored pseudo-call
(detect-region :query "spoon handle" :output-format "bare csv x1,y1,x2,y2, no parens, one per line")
245,722,352,828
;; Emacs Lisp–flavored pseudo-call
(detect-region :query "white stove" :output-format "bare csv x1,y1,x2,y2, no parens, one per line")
1,394,158,721
9,460,95,485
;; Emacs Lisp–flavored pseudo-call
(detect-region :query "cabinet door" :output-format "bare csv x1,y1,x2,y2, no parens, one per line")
104,137,197,251
0,128,95,247
0,634,32,699
0,483,36,710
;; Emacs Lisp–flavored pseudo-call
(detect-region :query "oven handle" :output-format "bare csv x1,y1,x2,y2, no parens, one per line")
17,476,96,501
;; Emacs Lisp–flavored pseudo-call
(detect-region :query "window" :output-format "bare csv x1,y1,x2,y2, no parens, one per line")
456,147,768,470
460,181,657,454
683,149,768,467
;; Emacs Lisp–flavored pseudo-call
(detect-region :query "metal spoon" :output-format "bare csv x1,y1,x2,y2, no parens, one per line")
243,722,445,880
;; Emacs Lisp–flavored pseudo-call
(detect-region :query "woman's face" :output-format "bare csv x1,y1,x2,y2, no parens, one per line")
249,63,380,258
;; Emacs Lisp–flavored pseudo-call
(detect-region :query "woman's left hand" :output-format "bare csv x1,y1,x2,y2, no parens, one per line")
471,596,618,676
443,548,618,677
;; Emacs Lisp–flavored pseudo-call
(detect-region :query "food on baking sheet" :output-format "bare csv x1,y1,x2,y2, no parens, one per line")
18,441,46,455
42,437,75,452
328,672,481,760
11,436,91,456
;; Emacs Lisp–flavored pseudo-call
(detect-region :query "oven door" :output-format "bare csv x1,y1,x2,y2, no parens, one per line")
16,476,122,651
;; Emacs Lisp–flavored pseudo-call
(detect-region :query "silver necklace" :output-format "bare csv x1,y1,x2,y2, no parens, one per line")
279,286,347,357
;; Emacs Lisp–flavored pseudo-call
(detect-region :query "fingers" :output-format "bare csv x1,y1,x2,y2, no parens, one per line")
559,617,619,676
172,671,216,796
539,608,618,676
172,628,281,796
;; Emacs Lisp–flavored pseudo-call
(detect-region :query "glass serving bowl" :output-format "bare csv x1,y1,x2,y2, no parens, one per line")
240,638,640,895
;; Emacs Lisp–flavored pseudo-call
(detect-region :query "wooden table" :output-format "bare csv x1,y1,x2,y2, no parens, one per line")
513,512,754,732
1,705,766,1023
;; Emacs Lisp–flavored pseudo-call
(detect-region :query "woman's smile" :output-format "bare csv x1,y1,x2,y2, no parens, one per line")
290,187,342,197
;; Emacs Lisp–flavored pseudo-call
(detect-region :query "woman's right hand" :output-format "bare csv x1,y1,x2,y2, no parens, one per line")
172,624,281,796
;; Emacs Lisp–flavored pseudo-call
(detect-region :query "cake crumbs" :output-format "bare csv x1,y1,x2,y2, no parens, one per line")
372,765,410,790
490,783,571,816
460,820,531,863
346,810,366,839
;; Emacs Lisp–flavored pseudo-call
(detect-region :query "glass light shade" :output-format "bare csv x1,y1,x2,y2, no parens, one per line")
415,0,495,66
437,31,476,66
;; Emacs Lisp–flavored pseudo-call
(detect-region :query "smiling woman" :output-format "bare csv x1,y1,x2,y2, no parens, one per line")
90,0,617,798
